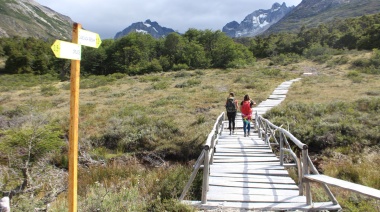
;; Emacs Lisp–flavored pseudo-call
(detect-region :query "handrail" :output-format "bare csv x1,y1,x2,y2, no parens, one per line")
255,111,337,206
181,111,380,207
179,112,225,203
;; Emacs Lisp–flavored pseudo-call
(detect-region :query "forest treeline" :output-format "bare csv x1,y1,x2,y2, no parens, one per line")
1,12,380,77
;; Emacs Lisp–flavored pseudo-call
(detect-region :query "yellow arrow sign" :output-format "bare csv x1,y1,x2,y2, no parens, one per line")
78,29,102,48
51,40,81,60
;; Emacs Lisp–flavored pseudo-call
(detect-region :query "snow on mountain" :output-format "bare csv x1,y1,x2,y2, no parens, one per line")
222,2,294,37
114,19,175,39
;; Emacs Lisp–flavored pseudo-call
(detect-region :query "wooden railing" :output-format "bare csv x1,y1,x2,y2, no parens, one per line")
179,112,224,203
255,111,380,203
180,111,380,206
254,112,339,205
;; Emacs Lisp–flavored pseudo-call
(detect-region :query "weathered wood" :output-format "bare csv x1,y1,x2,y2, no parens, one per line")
208,181,299,189
207,186,300,195
212,157,280,163
207,193,306,203
179,150,205,201
213,153,280,158
209,176,296,184
210,164,289,170
214,149,273,154
210,169,290,176
304,174,380,200
186,201,341,211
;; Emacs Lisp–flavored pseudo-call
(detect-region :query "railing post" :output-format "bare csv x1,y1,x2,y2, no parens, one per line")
280,132,284,166
297,150,303,196
201,145,210,204
265,123,269,145
255,111,258,130
179,150,205,201
302,147,312,205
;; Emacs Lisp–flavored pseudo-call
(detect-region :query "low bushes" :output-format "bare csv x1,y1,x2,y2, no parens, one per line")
265,98,380,152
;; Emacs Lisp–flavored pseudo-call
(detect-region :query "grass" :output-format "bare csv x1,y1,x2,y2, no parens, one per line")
1,49,380,210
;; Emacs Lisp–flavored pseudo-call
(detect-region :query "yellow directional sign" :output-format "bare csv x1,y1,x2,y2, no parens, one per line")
51,40,81,60
78,29,102,48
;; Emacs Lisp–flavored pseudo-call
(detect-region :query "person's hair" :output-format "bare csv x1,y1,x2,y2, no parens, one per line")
244,94,250,101
229,92,234,97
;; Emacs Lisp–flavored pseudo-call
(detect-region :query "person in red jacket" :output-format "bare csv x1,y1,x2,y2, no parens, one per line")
240,94,256,137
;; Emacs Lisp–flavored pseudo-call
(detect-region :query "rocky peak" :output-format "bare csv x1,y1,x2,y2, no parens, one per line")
222,2,294,37
114,19,176,39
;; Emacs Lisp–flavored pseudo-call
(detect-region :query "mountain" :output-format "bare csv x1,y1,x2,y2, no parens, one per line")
0,0,73,39
222,3,294,38
265,0,380,34
114,19,176,39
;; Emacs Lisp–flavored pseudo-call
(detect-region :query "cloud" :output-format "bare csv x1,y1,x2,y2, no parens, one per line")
36,0,302,39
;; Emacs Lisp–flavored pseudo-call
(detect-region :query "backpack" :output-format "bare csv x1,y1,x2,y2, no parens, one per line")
226,97,237,112
241,100,252,116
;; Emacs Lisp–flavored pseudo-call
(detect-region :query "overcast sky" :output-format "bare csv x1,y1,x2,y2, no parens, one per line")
35,0,302,39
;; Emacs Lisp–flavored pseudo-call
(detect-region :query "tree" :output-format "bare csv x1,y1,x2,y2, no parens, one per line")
163,33,186,68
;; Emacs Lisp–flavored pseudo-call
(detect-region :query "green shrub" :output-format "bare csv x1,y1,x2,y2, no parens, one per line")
303,45,334,63
0,122,64,163
261,68,281,76
139,75,160,82
145,198,195,212
77,183,144,212
40,84,59,96
0,74,58,90
265,98,380,152
327,56,349,67
270,53,302,66
152,81,170,90
352,58,370,67
194,69,204,76
174,71,193,78
175,79,201,88
352,49,380,74
347,71,363,83
147,59,163,73
80,75,117,89
172,63,189,71
109,72,126,80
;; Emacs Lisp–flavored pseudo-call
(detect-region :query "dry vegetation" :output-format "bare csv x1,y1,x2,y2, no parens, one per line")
1,49,380,211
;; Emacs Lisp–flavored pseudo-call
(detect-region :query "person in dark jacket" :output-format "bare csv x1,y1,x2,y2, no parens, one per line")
225,92,239,135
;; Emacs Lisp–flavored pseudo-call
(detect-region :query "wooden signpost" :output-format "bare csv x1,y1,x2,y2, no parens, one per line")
51,23,101,212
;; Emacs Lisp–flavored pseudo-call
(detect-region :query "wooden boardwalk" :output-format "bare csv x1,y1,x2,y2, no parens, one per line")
198,79,340,210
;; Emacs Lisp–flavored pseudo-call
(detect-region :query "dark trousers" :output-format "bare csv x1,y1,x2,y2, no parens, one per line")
227,112,236,131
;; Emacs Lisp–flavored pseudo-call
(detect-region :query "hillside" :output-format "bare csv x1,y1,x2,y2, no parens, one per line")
0,0,72,39
266,0,380,34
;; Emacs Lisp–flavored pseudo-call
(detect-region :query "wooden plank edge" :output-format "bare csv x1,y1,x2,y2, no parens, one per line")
182,201,341,211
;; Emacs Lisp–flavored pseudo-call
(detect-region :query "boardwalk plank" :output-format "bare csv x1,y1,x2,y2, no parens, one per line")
209,176,296,184
207,186,300,195
207,193,306,203
187,201,341,211
210,164,287,170
210,169,289,176
208,181,299,189
212,158,280,163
